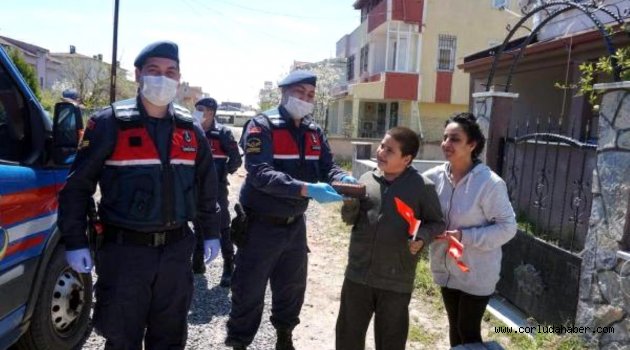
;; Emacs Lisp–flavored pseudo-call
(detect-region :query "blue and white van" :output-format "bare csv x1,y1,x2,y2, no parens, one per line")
0,45,91,349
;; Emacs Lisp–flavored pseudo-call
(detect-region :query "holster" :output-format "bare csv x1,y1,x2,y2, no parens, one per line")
87,199,104,258
230,203,248,248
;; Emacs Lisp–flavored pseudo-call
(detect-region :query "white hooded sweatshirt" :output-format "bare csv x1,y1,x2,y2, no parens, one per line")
423,162,517,296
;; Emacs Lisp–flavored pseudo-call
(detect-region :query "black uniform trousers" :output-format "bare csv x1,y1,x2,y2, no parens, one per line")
196,184,234,259
441,286,491,346
226,216,307,346
93,229,195,350
335,278,412,350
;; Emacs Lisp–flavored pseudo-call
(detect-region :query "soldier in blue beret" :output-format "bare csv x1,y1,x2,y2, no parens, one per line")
133,40,179,68
191,97,242,288
59,41,221,349
225,70,358,349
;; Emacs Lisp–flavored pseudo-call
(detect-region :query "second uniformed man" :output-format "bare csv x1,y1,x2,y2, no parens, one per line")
225,70,357,350
59,41,221,350
191,97,242,287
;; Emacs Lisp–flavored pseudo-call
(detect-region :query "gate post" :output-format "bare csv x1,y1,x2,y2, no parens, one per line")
471,90,519,174
577,82,630,347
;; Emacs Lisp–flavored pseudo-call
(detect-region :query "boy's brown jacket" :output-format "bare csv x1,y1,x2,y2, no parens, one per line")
341,166,445,293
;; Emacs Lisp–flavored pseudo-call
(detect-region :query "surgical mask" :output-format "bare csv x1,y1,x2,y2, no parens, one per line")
192,110,204,124
140,75,179,106
283,96,314,120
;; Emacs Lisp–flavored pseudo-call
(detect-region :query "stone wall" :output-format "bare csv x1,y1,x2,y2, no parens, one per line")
576,82,630,349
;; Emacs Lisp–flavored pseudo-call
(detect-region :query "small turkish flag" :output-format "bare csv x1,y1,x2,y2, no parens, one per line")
394,197,421,240
442,234,469,273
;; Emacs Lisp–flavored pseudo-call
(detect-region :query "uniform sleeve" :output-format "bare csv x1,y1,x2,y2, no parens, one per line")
460,180,517,251
415,178,446,244
222,128,242,174
58,113,116,250
243,118,304,198
193,125,221,240
318,130,348,183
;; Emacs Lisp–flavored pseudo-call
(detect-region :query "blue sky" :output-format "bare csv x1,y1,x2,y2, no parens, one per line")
0,0,359,106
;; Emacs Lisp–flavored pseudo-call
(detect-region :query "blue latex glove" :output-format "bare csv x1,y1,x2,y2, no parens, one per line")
204,239,221,264
65,248,93,274
340,175,358,184
305,183,343,203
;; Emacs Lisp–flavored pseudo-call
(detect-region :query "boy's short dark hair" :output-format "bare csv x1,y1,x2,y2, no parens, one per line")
386,127,420,161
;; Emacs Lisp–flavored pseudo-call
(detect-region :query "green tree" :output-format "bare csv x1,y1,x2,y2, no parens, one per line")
8,48,41,100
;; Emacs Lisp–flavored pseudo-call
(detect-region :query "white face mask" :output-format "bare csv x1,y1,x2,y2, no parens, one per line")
283,96,314,120
141,75,179,106
192,110,204,124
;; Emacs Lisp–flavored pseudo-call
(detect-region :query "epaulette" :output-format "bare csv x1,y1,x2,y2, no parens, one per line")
173,103,193,123
261,108,286,128
111,98,141,121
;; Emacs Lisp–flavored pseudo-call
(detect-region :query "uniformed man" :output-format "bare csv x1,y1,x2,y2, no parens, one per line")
191,97,242,287
225,70,357,350
58,41,221,350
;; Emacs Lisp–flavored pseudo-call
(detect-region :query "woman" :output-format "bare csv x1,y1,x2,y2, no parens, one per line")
422,112,517,346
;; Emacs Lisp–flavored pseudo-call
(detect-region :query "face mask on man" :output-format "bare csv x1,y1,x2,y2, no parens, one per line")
283,96,314,120
141,75,179,106
192,110,204,124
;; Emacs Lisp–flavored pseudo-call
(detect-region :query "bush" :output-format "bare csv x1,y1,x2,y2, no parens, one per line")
8,48,41,100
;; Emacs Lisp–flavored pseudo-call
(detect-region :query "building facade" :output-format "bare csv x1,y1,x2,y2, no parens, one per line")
327,0,529,145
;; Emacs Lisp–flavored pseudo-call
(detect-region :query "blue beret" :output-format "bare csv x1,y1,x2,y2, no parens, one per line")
134,41,179,68
62,88,79,100
195,97,218,110
278,70,317,88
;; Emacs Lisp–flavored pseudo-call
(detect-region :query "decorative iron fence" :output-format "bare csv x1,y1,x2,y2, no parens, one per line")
502,117,597,253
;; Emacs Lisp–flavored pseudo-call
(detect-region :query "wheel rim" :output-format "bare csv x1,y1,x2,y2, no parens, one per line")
50,268,85,335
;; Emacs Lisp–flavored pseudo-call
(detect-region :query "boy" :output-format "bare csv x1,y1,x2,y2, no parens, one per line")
336,127,445,350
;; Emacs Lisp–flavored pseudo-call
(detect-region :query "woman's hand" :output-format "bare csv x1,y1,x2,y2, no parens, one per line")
444,229,462,241
409,239,424,255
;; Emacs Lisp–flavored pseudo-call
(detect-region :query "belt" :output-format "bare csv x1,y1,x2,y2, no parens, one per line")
104,226,188,247
249,212,303,226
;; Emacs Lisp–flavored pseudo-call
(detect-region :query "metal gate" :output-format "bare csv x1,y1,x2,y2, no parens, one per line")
497,118,596,324
483,0,629,324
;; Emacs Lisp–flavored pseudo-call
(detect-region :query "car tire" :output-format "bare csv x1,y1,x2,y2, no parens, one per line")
15,246,92,350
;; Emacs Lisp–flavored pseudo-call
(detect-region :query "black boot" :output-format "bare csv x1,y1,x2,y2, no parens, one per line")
220,256,234,287
276,329,295,350
232,346,247,350
192,251,206,274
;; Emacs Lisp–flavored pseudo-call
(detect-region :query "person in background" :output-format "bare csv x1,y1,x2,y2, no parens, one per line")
422,112,517,346
191,97,242,288
58,41,221,350
336,127,445,350
226,70,356,350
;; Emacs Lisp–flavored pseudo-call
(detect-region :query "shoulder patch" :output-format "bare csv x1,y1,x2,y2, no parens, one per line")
245,137,262,154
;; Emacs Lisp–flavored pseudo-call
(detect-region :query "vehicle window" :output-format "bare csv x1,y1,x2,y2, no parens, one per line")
55,107,77,146
0,62,29,162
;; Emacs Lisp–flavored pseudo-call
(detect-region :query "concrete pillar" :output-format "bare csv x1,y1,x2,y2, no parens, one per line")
352,98,361,138
576,82,630,347
471,91,519,175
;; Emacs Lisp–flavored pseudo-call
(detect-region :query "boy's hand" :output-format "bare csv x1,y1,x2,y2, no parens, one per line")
341,198,360,225
409,239,424,255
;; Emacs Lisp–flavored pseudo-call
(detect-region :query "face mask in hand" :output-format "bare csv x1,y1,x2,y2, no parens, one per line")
141,75,179,106
283,96,314,120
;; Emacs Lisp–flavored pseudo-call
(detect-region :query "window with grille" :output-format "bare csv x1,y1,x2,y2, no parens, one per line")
492,0,508,9
437,34,457,71
347,55,355,81
360,45,369,73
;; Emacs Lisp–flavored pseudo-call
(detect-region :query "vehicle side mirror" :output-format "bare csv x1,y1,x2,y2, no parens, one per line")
52,102,84,165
